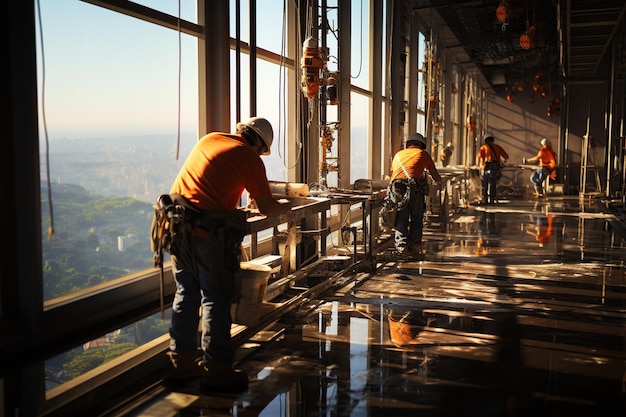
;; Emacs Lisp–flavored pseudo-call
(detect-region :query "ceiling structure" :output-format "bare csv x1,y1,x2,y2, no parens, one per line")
412,0,626,96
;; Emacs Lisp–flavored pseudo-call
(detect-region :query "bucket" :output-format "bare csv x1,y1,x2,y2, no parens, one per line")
231,262,271,326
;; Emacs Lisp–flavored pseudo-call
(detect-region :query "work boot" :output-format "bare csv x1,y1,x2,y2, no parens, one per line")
166,350,203,382
392,244,405,258
406,243,424,260
199,359,249,393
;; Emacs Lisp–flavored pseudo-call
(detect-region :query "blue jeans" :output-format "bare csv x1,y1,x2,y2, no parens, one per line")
531,167,550,193
481,162,500,203
169,236,236,365
394,192,425,249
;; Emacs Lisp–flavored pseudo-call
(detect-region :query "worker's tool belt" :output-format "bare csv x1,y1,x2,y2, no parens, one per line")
389,179,413,210
380,177,427,229
150,194,248,281
483,161,502,179
389,177,427,210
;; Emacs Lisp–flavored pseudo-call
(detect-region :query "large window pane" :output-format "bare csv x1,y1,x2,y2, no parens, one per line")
229,56,290,183
256,59,292,182
351,92,370,182
45,311,169,392
38,1,198,300
255,0,287,55
417,32,426,113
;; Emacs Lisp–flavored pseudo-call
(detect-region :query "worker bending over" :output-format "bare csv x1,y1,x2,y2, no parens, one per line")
163,117,290,393
389,133,442,259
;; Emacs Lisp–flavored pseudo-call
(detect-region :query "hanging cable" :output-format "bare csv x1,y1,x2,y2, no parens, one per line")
385,0,395,163
350,0,364,79
425,29,434,142
280,0,302,171
295,1,306,172
175,0,182,160
278,0,286,161
304,1,316,129
35,0,54,241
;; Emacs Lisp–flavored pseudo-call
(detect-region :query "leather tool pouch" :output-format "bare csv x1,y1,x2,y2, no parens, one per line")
150,193,248,284
151,193,201,278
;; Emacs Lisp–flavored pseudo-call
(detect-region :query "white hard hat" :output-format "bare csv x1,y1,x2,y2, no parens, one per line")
540,137,550,146
237,117,274,155
405,132,427,149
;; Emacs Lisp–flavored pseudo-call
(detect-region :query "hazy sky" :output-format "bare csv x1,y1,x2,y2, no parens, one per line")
36,1,369,137
36,1,373,182
37,1,200,139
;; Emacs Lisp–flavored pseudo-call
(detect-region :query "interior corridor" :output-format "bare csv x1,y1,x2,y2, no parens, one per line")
124,196,626,417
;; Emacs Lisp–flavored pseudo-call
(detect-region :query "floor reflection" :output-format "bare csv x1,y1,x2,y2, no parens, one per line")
131,197,626,417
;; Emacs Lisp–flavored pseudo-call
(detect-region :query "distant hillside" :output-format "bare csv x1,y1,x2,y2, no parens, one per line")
41,182,155,300
43,135,192,204
42,134,290,203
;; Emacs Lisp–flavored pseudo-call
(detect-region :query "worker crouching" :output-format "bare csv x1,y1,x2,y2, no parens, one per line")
523,137,557,197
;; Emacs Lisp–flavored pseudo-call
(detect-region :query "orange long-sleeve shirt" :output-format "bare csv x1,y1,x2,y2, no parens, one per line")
534,145,557,169
477,143,509,168
170,132,272,211
390,146,441,182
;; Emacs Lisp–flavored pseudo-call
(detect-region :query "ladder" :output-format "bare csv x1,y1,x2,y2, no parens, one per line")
579,133,602,196
579,103,602,196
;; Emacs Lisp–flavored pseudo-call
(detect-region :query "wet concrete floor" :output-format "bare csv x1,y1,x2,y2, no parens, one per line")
132,196,626,417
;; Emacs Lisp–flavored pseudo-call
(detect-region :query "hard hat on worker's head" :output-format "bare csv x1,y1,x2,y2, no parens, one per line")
483,134,495,143
405,133,426,149
540,137,550,146
446,142,454,149
236,117,273,155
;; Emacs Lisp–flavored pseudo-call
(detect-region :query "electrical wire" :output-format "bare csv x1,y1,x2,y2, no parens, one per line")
424,30,433,145
176,0,181,160
339,209,353,246
385,0,394,162
296,2,308,177
304,2,315,131
279,0,302,172
350,0,364,79
305,1,313,39
278,0,286,162
35,0,54,241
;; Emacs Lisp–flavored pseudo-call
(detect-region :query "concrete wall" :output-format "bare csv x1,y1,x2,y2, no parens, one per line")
485,90,559,191
484,81,609,195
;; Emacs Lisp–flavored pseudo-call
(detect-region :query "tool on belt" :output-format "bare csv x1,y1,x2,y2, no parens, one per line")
150,193,248,318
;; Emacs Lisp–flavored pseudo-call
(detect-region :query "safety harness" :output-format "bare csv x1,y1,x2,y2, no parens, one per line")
389,154,428,209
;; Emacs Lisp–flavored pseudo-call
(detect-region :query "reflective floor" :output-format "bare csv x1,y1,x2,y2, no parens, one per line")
130,196,626,417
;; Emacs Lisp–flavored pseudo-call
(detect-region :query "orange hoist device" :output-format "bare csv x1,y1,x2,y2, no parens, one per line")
301,37,326,99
